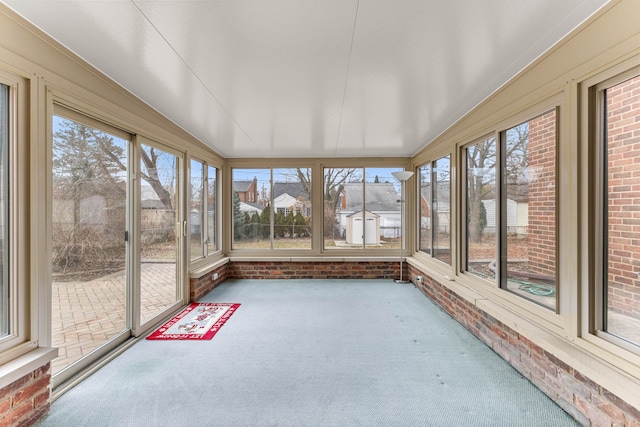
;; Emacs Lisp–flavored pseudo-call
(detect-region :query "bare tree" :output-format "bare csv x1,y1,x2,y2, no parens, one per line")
52,120,128,274
467,139,496,243
465,124,529,244
286,167,359,237
505,123,529,187
140,146,173,210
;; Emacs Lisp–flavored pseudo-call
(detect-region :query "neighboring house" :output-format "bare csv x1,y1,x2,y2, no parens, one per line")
421,181,529,236
234,177,258,203
238,201,263,216
233,181,312,218
337,182,400,241
273,182,311,217
481,199,528,235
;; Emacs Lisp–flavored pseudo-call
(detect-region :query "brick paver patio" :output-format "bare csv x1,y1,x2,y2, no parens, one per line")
51,262,179,374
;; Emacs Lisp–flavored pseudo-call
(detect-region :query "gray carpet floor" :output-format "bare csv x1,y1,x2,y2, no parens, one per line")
37,279,578,426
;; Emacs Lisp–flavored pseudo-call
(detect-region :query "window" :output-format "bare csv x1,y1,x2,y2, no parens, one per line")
459,107,558,310
500,109,557,310
419,163,431,255
233,168,268,248
595,70,640,348
232,168,311,250
418,156,451,264
190,160,218,260
190,160,204,260
464,136,497,281
0,73,28,355
0,83,8,339
324,167,404,250
206,165,217,255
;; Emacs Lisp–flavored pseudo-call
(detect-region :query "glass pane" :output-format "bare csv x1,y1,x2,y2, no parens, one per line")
190,160,204,260
504,110,557,310
51,115,128,374
206,165,217,254
419,164,431,255
433,155,451,264
466,137,496,280
605,74,640,345
325,168,363,249
273,168,311,249
140,144,180,324
365,167,403,250
0,84,8,338
232,168,270,249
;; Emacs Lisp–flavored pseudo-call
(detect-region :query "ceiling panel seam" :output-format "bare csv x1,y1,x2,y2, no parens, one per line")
130,0,261,155
333,0,360,156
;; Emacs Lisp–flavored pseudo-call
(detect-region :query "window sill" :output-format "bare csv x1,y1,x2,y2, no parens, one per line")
229,256,399,263
189,257,230,279
0,346,58,390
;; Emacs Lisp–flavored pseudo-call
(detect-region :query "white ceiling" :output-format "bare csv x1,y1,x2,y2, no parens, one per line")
4,0,608,158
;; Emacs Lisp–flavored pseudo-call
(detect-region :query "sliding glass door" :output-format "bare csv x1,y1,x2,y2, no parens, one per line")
137,140,183,330
51,108,184,384
51,108,131,381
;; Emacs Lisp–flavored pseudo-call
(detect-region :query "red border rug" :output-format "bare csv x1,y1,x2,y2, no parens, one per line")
146,302,240,340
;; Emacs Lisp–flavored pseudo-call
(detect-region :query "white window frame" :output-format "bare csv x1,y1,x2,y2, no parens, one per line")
577,60,640,375
0,70,30,359
417,155,451,265
497,108,559,312
460,134,498,285
189,157,221,268
590,65,640,355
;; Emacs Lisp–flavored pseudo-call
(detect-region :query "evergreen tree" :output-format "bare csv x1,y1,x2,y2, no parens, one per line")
293,212,309,237
259,204,271,239
250,212,260,240
233,192,244,240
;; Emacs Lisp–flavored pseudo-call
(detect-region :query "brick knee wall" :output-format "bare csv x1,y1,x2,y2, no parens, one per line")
407,264,640,426
190,263,229,301
0,363,51,427
227,261,402,280
189,261,404,300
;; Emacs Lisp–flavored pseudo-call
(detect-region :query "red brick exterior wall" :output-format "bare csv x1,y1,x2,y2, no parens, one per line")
528,110,557,278
407,264,640,426
227,261,401,280
0,364,51,427
606,75,640,318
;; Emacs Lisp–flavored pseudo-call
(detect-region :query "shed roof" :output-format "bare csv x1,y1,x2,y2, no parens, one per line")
340,183,399,212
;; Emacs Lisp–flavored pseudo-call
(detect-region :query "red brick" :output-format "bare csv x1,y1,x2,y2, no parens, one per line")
575,396,614,427
591,393,627,425
13,376,49,406
601,389,640,421
33,388,50,409
0,375,32,397
1,400,34,427
0,397,11,415
18,404,50,427
33,365,49,380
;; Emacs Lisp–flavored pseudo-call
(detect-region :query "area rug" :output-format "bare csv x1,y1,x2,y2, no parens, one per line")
146,302,240,340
